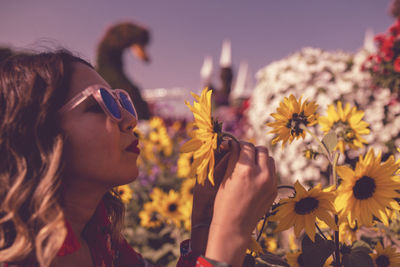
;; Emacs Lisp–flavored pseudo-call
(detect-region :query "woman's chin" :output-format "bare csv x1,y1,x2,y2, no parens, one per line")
118,170,139,185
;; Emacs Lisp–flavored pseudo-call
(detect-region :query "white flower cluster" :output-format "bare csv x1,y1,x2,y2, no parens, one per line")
247,47,400,184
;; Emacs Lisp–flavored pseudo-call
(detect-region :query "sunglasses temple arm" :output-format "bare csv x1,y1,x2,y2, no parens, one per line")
58,87,93,114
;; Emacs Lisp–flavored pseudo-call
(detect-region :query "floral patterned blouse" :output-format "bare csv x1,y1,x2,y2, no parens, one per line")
3,201,228,267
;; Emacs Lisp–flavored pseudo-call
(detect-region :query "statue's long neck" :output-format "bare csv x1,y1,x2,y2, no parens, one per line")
96,45,124,73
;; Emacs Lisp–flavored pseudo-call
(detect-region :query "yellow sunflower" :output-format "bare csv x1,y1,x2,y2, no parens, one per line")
113,184,133,204
180,178,196,200
150,187,165,204
370,242,400,267
270,181,337,242
263,237,277,253
335,148,400,227
158,189,184,227
289,234,299,251
286,251,303,267
180,88,219,185
180,199,192,231
255,221,277,253
303,148,318,160
148,117,173,157
246,237,263,256
267,94,318,148
139,202,163,228
149,116,164,129
339,219,358,244
318,101,370,153
177,152,193,178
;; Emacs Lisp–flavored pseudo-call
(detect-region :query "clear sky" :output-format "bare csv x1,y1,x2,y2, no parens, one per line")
0,0,394,92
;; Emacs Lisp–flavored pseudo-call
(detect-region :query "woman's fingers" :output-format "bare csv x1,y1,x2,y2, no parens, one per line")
239,141,256,165
255,146,269,170
267,156,276,181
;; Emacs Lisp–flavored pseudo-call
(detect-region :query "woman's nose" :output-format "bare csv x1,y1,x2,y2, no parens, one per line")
119,108,137,133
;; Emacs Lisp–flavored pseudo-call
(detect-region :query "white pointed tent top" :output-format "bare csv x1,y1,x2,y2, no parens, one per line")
220,39,232,67
200,56,213,81
230,61,253,101
231,61,248,100
363,28,377,53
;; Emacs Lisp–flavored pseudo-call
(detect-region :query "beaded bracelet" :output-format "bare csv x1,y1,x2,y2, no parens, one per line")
198,256,233,267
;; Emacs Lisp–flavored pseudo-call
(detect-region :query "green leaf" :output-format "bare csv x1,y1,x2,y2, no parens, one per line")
351,240,372,254
243,254,256,267
318,130,337,155
301,234,335,267
342,241,374,267
259,250,290,267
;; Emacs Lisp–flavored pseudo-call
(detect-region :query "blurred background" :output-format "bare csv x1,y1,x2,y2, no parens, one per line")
0,1,392,114
2,1,400,266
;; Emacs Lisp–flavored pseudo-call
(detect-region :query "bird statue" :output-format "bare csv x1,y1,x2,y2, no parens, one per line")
391,0,400,18
0,47,14,62
96,22,151,120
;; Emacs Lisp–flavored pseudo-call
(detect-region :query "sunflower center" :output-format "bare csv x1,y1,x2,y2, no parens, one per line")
150,212,158,222
294,197,319,215
212,119,222,134
352,176,376,200
286,112,309,136
303,148,317,160
168,203,178,212
332,121,356,143
375,255,390,267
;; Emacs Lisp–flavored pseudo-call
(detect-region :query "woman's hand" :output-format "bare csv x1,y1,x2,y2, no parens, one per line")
190,141,233,255
205,141,278,267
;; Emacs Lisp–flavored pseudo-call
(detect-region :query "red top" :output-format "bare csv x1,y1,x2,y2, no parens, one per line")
4,201,220,266
58,200,200,266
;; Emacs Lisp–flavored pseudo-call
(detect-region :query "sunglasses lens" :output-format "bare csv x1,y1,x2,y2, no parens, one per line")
100,88,121,119
119,92,137,118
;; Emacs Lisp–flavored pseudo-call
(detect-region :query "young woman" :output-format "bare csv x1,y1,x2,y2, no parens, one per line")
0,50,277,267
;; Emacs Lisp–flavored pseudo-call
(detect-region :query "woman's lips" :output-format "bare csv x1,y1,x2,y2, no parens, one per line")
125,140,140,154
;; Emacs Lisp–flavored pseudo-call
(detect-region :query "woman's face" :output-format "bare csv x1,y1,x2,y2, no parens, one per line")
61,63,139,188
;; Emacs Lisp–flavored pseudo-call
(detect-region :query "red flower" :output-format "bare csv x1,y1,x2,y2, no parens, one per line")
394,57,400,72
389,19,400,36
384,50,394,62
381,35,395,61
374,33,386,45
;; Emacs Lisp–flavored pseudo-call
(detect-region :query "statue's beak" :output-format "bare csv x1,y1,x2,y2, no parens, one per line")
131,44,150,63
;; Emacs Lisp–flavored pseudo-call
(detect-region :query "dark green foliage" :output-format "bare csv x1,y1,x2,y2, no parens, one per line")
301,234,335,267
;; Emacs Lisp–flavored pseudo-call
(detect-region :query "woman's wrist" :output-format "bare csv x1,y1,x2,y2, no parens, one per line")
190,223,210,255
205,223,250,267
198,255,233,267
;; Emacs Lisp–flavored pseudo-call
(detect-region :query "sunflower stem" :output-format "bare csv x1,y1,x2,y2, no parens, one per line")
256,185,295,241
315,223,328,240
222,132,239,143
300,124,332,163
256,215,268,242
334,215,341,267
332,152,339,188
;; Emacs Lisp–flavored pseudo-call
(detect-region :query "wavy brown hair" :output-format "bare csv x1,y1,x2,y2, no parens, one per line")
0,50,125,266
